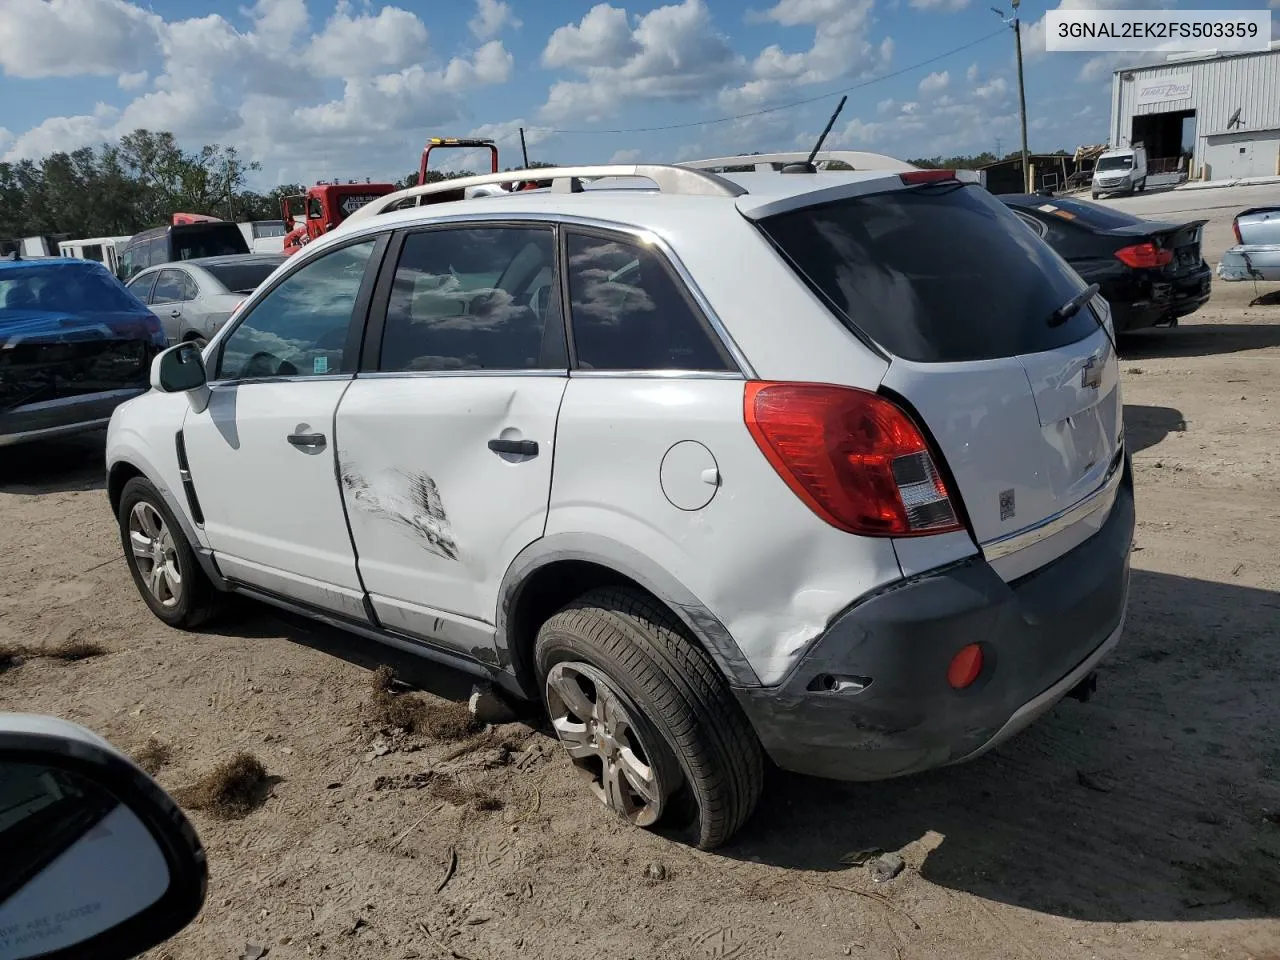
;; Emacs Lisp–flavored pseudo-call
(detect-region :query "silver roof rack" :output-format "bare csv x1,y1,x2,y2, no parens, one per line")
344,164,747,224
678,151,916,173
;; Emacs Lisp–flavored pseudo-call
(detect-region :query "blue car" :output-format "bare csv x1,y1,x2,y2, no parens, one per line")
1,257,166,447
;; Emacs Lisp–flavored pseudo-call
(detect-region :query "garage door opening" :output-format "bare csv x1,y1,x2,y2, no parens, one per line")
1132,110,1196,174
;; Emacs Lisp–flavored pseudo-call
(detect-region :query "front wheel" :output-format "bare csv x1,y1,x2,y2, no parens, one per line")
118,476,222,629
535,587,763,849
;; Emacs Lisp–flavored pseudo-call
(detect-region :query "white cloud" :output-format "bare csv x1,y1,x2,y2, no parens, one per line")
609,148,642,163
469,0,520,39
541,0,743,122
721,0,892,110
117,70,148,91
877,97,896,114
0,0,160,78
966,62,979,83
974,76,1008,100
250,0,308,47
918,70,950,95
3,111,117,160
543,4,640,69
308,3,430,78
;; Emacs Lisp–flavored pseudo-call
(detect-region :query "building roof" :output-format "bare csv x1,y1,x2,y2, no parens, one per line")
1114,41,1280,75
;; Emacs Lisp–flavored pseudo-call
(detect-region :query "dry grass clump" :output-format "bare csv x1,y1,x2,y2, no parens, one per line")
175,753,270,819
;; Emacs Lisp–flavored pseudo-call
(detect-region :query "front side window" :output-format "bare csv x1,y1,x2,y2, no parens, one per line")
563,232,731,372
217,240,376,380
379,226,561,372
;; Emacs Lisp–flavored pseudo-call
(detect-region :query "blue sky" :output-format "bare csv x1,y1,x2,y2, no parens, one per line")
1,0,1275,187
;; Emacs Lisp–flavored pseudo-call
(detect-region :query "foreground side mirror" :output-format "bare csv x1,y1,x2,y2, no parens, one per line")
0,714,207,960
149,343,210,414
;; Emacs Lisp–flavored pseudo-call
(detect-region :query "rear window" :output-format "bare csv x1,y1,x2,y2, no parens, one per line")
0,264,141,315
204,261,282,295
1017,197,1145,231
758,185,1098,363
172,224,249,260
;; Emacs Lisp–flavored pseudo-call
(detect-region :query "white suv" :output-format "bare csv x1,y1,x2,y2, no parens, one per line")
106,153,1134,849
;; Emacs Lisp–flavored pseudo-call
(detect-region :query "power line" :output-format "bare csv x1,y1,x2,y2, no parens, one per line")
528,27,1008,138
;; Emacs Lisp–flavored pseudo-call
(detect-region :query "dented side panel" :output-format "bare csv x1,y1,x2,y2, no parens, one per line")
335,374,568,656
546,377,903,687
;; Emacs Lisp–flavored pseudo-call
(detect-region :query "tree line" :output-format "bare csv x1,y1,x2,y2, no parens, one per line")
0,128,563,244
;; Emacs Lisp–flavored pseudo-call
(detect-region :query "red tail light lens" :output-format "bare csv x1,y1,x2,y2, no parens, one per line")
1114,242,1172,269
1232,219,1243,245
744,382,962,537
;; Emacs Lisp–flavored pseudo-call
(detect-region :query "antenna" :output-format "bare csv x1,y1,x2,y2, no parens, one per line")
783,95,848,174
519,127,530,168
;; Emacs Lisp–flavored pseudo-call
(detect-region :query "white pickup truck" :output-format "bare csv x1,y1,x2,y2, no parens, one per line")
1218,206,1280,281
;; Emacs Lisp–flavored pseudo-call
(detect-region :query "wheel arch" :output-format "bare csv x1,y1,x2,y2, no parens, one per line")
496,534,760,700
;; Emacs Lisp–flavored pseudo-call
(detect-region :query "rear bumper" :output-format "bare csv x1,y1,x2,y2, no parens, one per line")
0,388,144,447
1109,263,1211,330
734,459,1135,782
1217,244,1280,282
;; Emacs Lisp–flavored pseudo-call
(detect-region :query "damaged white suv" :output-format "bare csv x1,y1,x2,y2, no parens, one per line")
107,153,1134,849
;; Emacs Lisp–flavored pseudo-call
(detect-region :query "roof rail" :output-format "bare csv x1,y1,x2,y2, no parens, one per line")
344,164,747,224
678,151,917,173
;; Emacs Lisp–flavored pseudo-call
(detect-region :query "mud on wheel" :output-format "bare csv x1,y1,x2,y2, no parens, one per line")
534,587,763,850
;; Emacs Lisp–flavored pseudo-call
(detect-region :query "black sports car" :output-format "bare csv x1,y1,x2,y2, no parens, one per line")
1001,195,1212,333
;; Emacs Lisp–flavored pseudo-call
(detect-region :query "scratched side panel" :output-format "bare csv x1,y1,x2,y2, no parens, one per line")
334,374,567,659
546,377,903,687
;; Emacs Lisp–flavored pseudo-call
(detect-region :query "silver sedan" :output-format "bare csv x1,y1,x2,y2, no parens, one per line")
124,254,285,345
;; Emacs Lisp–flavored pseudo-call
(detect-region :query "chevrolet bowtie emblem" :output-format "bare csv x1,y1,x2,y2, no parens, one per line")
1081,356,1101,390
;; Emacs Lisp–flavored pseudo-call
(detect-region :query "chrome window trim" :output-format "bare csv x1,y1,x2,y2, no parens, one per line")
355,369,566,380
980,450,1126,563
205,374,354,388
571,369,745,380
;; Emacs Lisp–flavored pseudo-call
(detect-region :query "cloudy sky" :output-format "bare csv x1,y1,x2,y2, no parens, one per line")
0,0,1275,186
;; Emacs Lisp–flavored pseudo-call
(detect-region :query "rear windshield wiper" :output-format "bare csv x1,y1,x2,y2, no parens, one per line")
1047,283,1101,328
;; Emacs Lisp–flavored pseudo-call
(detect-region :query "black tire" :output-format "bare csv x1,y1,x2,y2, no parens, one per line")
118,476,221,629
1092,191,1099,200
535,587,763,850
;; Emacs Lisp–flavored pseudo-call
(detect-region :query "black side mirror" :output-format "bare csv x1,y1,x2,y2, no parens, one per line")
0,714,207,960
151,342,207,394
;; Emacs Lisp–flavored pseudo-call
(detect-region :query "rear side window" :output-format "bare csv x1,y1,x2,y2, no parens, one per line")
758,185,1098,363
151,270,188,304
146,237,166,267
564,232,731,372
379,227,561,372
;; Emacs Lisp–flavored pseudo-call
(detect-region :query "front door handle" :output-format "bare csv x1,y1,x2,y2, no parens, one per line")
288,432,327,449
487,438,538,457
169,310,182,318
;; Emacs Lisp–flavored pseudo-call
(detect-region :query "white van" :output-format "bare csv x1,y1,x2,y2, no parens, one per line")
1092,145,1148,198
58,236,131,274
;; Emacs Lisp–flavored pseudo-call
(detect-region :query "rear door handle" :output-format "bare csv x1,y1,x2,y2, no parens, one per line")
288,432,327,449
487,438,538,457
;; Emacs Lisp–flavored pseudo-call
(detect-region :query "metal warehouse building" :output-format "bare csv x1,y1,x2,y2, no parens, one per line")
1110,43,1280,181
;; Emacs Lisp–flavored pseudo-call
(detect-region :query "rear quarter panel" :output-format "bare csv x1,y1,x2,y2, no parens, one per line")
546,376,904,686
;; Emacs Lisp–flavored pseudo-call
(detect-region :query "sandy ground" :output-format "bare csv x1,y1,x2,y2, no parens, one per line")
3,212,1280,959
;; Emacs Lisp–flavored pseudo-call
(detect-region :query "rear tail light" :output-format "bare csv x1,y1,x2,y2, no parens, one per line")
1114,242,1172,269
744,382,962,537
1232,218,1242,245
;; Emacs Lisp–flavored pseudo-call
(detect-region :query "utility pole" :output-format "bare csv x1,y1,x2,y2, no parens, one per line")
993,1,1031,191
995,137,1003,159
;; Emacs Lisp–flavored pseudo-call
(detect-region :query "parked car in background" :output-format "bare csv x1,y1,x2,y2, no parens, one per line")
1217,205,1280,282
1,257,165,446
125,254,285,345
1002,194,1211,331
1092,145,1148,198
118,219,250,281
108,156,1133,849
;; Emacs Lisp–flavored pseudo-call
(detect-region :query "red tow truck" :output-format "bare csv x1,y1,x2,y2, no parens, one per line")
281,181,398,256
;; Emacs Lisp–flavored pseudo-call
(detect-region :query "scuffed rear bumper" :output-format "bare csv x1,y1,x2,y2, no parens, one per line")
734,458,1135,782
1217,245,1280,282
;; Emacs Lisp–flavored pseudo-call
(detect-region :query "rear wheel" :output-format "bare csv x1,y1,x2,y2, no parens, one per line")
118,476,221,629
1138,177,1147,193
1092,191,1099,200
535,587,763,849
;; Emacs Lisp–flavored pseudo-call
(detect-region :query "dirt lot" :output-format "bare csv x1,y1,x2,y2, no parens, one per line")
3,259,1280,959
